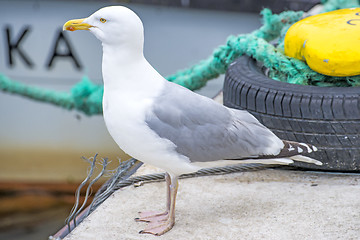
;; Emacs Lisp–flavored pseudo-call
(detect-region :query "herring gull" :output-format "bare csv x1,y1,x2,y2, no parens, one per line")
63,6,322,236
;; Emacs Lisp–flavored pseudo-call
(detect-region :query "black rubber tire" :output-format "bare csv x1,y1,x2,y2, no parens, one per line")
223,56,360,172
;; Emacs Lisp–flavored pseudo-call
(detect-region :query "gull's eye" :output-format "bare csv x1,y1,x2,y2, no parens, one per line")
100,18,107,23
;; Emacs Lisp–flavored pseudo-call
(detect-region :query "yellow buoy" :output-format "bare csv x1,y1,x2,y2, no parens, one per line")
284,8,360,77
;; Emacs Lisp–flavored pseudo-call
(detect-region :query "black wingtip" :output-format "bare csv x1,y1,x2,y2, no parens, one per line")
274,140,318,158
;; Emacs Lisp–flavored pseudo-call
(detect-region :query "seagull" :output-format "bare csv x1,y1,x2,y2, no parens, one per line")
63,6,322,236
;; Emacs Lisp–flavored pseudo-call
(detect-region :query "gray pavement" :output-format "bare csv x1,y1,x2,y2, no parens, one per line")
64,166,360,240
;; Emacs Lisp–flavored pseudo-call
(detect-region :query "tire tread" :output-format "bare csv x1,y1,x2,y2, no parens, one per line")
224,56,360,171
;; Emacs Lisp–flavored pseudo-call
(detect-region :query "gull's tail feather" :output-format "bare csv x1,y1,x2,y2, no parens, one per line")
225,140,322,166
239,155,322,166
238,158,294,165
290,155,323,166
238,140,322,166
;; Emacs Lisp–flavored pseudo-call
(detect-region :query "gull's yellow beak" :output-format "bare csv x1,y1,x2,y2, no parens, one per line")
63,18,93,31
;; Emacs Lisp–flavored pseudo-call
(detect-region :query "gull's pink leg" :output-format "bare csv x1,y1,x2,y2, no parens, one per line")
137,174,179,236
135,173,171,222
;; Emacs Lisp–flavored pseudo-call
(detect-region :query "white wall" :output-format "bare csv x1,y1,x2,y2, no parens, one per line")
0,0,261,167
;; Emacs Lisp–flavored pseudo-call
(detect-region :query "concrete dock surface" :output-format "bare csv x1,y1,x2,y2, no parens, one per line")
64,166,360,240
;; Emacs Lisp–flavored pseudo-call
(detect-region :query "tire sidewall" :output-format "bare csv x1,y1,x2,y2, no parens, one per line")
224,56,360,172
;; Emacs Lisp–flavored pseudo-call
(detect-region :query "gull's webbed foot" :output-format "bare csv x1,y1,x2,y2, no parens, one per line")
135,211,168,223
138,216,175,236
135,173,178,236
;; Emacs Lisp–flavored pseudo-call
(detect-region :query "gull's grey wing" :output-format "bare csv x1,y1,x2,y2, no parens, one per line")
145,81,283,162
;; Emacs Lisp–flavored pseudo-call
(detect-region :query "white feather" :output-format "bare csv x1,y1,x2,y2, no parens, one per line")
290,155,323,166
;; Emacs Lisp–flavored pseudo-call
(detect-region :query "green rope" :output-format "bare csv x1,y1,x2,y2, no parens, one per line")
321,0,360,12
1,4,360,116
0,74,73,109
0,74,102,115
71,77,103,115
167,9,304,89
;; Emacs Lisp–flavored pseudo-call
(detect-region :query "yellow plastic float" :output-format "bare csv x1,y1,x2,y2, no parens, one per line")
284,8,360,77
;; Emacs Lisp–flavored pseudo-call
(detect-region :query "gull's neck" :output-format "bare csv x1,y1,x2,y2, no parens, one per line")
102,42,144,64
101,43,164,96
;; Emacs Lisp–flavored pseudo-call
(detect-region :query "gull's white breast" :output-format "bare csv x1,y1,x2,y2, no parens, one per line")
102,60,200,176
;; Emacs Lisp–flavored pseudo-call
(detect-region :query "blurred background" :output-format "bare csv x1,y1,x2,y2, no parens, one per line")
0,0,318,239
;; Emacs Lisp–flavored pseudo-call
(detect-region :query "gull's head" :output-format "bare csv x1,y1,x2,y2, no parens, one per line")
63,6,144,47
